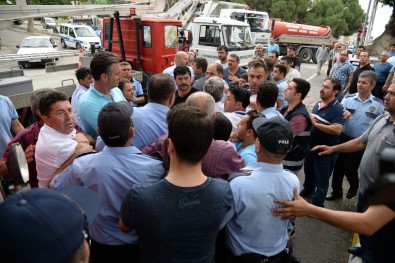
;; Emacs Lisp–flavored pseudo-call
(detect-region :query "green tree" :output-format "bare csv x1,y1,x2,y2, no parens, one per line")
304,0,364,37
242,0,310,22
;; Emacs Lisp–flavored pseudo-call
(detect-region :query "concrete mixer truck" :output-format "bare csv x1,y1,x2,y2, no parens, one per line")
271,19,333,63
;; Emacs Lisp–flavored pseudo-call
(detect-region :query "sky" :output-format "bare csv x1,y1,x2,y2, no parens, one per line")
358,0,393,39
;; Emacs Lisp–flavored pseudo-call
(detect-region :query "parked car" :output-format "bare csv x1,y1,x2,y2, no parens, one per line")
59,24,101,50
16,36,58,68
41,17,56,29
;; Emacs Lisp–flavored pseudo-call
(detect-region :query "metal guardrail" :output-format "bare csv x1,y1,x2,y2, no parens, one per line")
0,50,80,62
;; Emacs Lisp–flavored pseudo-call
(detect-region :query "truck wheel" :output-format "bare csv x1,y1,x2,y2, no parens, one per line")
312,55,317,64
61,39,67,49
299,48,313,63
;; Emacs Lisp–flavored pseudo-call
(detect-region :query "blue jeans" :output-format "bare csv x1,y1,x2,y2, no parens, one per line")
303,150,338,207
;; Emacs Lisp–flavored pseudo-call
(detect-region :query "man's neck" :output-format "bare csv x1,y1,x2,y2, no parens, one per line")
94,81,112,97
178,88,191,97
287,100,302,111
240,138,255,149
228,67,238,74
359,92,371,101
166,159,207,187
360,62,369,67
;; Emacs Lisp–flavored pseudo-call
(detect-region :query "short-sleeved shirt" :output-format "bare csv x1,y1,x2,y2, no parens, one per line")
120,178,233,262
310,99,345,148
0,95,19,157
267,43,279,54
332,60,354,88
78,85,126,139
70,84,88,128
373,62,392,84
291,56,301,70
276,79,288,110
359,113,395,193
130,78,144,107
261,107,284,119
173,87,199,107
51,146,165,245
1,122,40,188
341,93,384,138
226,162,300,256
223,67,247,88
131,102,169,149
284,68,301,83
233,142,256,164
349,64,375,94
35,125,77,188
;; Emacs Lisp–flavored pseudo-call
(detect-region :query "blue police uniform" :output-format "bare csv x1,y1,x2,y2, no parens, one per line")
329,93,384,198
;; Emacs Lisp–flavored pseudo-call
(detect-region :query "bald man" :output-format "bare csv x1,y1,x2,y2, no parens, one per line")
163,51,194,78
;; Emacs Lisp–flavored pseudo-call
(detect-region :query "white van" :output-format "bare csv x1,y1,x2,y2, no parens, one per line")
59,24,101,50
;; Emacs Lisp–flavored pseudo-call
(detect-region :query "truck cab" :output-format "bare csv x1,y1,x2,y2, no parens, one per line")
219,9,271,46
102,16,183,75
190,17,255,67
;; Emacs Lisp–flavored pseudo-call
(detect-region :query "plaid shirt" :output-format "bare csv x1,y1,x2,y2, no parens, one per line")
141,134,246,180
332,60,354,88
2,122,41,188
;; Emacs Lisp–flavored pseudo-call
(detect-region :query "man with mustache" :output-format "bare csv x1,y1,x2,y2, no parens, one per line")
172,65,199,107
306,83,395,262
35,90,93,188
300,78,345,208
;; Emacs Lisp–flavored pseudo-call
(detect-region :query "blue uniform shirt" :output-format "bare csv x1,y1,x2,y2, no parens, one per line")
51,146,165,245
341,93,384,138
261,107,284,119
130,78,144,107
131,102,169,149
226,162,300,256
0,95,19,157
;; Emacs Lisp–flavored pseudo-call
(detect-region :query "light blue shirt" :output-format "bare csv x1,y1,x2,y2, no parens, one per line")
78,84,125,139
70,84,88,128
341,93,384,138
0,95,19,157
51,146,165,245
226,162,300,256
132,102,169,149
261,107,284,119
267,43,279,54
234,141,256,164
276,79,288,110
130,78,144,107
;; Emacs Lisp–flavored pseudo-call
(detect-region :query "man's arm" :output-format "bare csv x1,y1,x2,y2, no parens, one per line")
312,137,366,155
310,113,343,135
11,119,24,135
48,142,93,187
342,71,354,96
272,189,395,236
383,72,394,92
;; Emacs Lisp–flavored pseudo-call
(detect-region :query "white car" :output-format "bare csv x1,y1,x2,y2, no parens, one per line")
16,36,58,68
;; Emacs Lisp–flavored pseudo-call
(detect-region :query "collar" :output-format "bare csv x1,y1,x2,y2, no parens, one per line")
262,106,277,114
102,145,142,155
77,84,88,91
277,79,286,85
43,124,76,139
240,161,284,173
317,98,339,109
352,93,374,103
144,102,170,111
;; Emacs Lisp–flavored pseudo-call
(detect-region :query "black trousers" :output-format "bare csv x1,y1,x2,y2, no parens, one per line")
330,134,364,195
326,59,333,76
90,239,139,263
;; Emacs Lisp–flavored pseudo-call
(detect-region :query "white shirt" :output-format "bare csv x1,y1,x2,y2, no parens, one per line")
162,65,195,79
223,111,245,132
215,101,224,112
215,60,228,70
35,124,77,188
284,68,301,83
71,84,88,128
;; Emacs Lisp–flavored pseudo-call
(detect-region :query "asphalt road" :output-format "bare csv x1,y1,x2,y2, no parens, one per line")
0,22,362,263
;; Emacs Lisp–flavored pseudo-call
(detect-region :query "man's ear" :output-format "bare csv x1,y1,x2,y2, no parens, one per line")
167,138,175,156
255,138,262,154
129,127,135,138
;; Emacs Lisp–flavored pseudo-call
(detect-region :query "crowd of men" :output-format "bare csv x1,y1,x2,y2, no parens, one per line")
0,40,395,263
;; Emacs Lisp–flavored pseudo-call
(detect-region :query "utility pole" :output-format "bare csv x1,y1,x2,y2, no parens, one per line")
365,0,378,46
360,0,372,46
